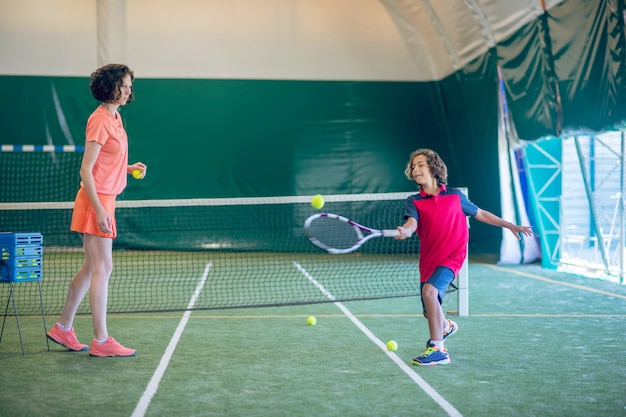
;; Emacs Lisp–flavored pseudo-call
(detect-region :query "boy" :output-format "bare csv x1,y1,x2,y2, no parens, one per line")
395,149,533,365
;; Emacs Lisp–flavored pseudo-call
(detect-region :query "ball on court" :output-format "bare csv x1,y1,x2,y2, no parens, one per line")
311,194,325,209
132,169,142,179
386,340,398,351
306,316,317,326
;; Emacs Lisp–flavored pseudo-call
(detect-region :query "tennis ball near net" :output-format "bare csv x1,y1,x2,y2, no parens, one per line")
311,194,325,209
386,340,398,351
132,169,143,179
306,316,317,326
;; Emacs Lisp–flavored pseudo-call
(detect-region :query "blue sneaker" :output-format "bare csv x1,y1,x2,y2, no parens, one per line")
426,319,458,348
412,343,450,366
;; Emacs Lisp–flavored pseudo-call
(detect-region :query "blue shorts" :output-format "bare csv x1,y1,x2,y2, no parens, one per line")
420,266,455,314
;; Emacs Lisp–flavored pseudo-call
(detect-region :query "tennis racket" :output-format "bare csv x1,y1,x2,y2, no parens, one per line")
304,213,400,254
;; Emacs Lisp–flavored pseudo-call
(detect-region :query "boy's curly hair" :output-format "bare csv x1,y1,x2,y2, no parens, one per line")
404,148,448,186
89,64,134,103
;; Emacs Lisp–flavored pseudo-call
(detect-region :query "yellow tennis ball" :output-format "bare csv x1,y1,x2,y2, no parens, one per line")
306,316,317,326
386,340,398,351
311,194,325,209
132,169,142,179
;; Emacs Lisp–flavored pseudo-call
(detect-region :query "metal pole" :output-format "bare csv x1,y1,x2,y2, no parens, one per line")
574,136,610,274
618,130,626,284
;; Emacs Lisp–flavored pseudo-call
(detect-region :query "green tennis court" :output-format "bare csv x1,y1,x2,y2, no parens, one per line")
1,260,625,417
2,2,626,415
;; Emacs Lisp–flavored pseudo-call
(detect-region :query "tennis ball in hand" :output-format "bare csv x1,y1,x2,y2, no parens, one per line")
311,194,325,209
132,169,143,179
306,316,317,326
386,340,398,351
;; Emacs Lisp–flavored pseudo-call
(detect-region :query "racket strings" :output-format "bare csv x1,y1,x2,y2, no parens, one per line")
307,217,362,250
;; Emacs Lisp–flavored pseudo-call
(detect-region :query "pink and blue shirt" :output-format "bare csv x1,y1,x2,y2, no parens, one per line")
404,185,478,282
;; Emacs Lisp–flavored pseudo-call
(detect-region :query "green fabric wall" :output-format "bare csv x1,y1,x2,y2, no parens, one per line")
499,0,626,139
2,0,626,256
0,54,502,253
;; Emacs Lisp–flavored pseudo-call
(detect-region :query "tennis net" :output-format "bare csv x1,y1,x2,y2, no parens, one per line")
1,148,423,315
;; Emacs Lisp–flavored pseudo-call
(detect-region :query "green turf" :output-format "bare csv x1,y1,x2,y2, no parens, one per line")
0,261,625,416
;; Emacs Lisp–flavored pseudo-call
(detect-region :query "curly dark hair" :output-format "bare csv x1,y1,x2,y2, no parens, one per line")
89,64,134,103
404,148,448,186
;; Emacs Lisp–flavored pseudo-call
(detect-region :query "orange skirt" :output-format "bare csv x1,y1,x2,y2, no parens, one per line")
70,187,117,239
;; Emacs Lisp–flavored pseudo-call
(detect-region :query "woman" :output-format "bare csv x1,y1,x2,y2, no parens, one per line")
47,64,146,357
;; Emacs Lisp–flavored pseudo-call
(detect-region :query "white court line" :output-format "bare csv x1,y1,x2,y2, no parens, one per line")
294,262,463,417
130,262,213,417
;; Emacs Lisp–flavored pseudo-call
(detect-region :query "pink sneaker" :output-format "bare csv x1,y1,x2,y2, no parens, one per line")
89,336,136,357
47,324,88,351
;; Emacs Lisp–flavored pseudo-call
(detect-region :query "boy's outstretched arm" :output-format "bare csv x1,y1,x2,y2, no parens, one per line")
474,209,533,240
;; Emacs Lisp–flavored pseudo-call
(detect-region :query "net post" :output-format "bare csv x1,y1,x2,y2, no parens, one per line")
457,187,469,316
457,243,469,316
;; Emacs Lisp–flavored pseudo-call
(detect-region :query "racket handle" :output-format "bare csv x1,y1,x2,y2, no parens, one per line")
383,229,401,237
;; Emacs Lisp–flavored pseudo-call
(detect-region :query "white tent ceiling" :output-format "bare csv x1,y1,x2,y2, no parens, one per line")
381,0,565,80
1,0,566,80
